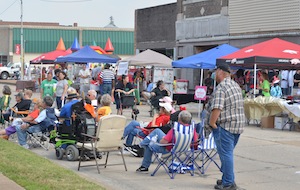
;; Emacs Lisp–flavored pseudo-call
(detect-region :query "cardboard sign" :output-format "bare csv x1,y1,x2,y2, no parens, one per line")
194,86,207,100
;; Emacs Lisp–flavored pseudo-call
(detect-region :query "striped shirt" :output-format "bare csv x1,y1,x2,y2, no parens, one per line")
210,77,245,134
100,69,115,83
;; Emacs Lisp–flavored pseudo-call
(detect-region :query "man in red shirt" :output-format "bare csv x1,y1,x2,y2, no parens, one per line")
136,110,198,173
122,102,172,147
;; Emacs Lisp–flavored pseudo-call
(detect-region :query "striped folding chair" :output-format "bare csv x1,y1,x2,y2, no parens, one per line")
150,121,195,179
193,113,221,175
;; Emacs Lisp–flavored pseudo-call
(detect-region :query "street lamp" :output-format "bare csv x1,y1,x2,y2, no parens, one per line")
20,0,24,80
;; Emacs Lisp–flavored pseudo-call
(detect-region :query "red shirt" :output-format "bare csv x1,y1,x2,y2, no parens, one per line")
163,124,198,151
141,114,170,135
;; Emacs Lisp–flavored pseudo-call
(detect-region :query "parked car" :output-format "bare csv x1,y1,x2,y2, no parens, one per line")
0,62,21,80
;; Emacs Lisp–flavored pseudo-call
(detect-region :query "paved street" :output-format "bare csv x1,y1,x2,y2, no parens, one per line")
1,82,300,190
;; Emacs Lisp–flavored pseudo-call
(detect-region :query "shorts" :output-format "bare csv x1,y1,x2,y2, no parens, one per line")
5,126,16,136
142,91,151,99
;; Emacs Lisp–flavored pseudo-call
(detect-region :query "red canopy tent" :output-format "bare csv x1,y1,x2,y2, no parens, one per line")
217,38,300,69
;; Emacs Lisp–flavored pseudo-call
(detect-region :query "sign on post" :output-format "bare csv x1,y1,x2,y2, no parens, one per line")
194,86,207,100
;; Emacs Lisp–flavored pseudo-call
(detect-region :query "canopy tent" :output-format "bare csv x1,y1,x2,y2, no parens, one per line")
55,45,118,63
217,38,300,69
172,44,239,69
123,49,172,68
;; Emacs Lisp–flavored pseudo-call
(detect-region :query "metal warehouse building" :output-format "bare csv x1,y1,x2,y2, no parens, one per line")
0,21,134,65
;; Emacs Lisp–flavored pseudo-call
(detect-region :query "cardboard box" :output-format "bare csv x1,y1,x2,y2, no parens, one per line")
274,117,289,130
260,116,274,128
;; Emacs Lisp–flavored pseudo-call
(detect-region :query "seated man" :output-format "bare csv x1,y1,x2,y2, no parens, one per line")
136,110,198,173
122,102,172,147
16,96,56,149
87,89,98,107
3,92,32,121
59,87,80,126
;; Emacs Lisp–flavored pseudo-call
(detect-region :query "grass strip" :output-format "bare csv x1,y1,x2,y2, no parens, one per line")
0,139,104,190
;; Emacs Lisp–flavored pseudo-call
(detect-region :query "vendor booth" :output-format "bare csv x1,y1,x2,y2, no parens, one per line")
217,38,300,129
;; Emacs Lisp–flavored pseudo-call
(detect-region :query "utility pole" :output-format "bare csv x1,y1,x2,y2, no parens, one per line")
20,0,24,80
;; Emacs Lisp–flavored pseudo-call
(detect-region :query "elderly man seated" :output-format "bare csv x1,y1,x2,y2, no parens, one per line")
87,89,98,107
136,110,198,173
16,96,57,149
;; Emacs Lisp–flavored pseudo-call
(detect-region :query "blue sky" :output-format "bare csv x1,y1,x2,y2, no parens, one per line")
0,0,176,28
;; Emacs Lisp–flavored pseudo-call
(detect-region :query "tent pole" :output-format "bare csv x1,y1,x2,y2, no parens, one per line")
253,64,257,97
198,68,204,118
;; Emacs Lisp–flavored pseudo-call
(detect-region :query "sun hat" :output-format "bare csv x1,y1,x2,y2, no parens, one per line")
159,102,173,113
159,96,173,103
66,88,79,99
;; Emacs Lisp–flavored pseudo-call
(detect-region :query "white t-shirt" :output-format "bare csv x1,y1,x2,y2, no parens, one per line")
79,69,90,84
288,70,296,87
280,70,289,88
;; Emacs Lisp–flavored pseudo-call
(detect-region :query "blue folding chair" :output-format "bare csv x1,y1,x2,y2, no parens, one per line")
150,121,195,179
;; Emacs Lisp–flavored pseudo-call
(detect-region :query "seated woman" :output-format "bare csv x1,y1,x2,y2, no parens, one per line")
0,98,40,140
96,94,112,122
122,102,172,147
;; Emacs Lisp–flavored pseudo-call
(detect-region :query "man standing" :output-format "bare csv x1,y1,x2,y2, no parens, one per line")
209,63,245,190
40,72,57,99
100,64,115,95
79,64,90,96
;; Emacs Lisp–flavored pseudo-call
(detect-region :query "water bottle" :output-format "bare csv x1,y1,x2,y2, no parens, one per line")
150,135,158,146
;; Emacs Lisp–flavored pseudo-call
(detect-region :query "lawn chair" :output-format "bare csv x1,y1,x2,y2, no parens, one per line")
150,121,195,179
77,115,127,174
192,112,221,175
0,95,11,127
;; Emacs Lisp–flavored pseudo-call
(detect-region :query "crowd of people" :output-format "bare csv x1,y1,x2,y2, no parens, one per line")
4,62,285,190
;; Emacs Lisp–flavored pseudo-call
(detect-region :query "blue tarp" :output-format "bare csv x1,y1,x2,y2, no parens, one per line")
55,45,118,63
172,44,239,69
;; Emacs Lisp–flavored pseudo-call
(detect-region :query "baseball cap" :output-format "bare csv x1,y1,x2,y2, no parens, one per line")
15,92,24,99
216,62,231,73
159,102,173,113
159,96,173,104
273,79,280,84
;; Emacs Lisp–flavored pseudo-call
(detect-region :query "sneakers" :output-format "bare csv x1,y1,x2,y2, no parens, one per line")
136,166,149,173
217,179,222,185
22,144,30,149
214,183,237,190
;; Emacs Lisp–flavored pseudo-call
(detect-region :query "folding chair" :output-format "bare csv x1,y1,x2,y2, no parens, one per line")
193,124,221,175
150,122,195,179
77,115,127,174
27,130,51,150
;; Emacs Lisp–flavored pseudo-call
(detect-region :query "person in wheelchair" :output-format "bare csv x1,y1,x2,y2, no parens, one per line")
114,75,135,115
59,87,80,126
150,80,171,110
0,98,41,140
16,96,56,149
122,102,172,147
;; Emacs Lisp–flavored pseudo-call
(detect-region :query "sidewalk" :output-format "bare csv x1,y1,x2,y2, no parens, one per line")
0,173,24,190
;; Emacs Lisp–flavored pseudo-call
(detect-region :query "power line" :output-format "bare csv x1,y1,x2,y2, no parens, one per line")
0,0,18,16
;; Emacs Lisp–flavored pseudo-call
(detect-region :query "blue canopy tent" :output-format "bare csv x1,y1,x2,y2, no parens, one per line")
172,44,239,85
172,44,239,116
172,44,239,69
55,45,118,63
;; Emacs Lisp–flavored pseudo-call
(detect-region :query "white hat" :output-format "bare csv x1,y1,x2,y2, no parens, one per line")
159,96,173,104
273,79,280,84
159,102,173,113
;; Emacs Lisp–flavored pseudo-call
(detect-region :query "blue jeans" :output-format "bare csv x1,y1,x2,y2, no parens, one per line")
56,97,65,109
123,120,146,146
16,124,42,146
213,126,240,186
140,129,168,168
102,83,112,95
